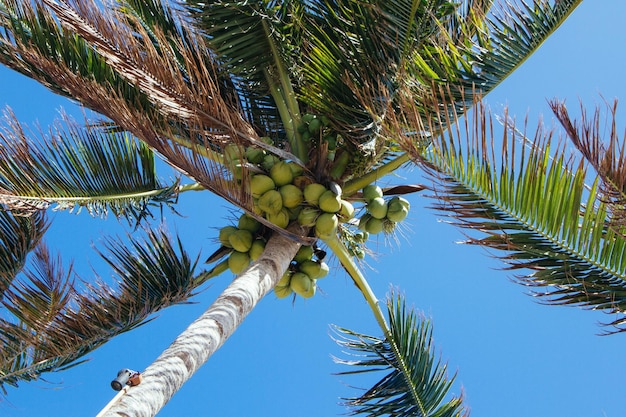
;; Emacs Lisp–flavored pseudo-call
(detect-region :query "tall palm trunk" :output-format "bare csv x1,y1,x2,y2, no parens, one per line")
100,230,302,417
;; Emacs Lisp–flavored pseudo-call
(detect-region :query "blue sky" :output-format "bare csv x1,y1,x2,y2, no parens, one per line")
2,1,626,416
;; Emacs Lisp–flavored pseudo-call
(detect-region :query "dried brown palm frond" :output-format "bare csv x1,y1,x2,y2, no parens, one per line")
0,209,48,294
0,0,304,219
550,99,626,233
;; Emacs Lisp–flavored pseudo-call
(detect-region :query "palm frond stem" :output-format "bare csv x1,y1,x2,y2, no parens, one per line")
260,18,305,161
2,182,203,208
323,234,426,414
344,153,411,196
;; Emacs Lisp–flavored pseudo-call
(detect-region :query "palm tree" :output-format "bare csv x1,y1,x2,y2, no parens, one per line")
4,1,620,416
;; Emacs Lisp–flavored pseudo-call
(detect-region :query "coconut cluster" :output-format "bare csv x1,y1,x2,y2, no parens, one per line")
218,213,266,274
357,184,410,235
274,245,329,299
210,119,413,300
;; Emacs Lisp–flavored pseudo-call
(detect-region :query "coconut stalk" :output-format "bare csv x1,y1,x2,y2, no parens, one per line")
99,225,305,417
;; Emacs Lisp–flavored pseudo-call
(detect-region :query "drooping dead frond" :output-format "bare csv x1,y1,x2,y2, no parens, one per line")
0,0,289,215
550,99,626,233
0,209,48,294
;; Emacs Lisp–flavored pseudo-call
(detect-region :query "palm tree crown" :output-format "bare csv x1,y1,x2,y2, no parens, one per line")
4,1,623,416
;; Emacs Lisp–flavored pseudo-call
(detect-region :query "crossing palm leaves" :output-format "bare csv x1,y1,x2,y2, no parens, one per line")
0,226,210,392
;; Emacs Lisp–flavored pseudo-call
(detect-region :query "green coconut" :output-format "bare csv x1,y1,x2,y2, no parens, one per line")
367,197,388,219
304,183,327,206
297,207,319,227
262,154,280,171
299,260,329,279
223,143,242,163
318,190,342,213
270,161,294,187
228,251,250,274
238,214,261,233
294,245,314,263
365,217,384,234
339,199,355,220
315,213,338,237
228,229,253,253
218,225,238,248
258,189,283,214
362,184,383,202
279,184,304,209
288,161,304,177
386,206,409,222
290,272,316,298
266,208,290,229
250,174,276,199
274,284,293,299
248,239,266,261
245,147,265,164
308,117,322,134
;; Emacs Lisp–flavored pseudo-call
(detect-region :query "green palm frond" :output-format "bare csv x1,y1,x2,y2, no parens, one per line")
474,0,581,92
0,109,178,222
334,292,467,417
402,0,581,117
299,0,417,139
0,226,210,391
410,91,626,332
186,1,305,159
0,209,48,293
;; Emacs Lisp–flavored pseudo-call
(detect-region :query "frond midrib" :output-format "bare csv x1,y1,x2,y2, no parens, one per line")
1,183,201,204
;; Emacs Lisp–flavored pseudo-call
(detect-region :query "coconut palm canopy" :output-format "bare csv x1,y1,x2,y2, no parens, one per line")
1,0,625,416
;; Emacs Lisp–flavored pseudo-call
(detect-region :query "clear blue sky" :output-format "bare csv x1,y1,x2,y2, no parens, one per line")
2,2,626,416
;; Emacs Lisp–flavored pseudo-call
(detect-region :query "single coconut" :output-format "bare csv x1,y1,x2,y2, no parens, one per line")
228,229,253,253
297,207,319,227
362,184,383,202
218,225,238,248
367,197,388,219
318,190,342,213
250,174,276,199
339,199,355,220
365,217,384,234
270,161,294,187
300,260,329,279
245,147,265,164
315,213,338,237
266,208,290,229
258,189,283,214
238,213,261,233
294,245,314,263
248,239,266,261
228,251,250,274
279,184,304,209
304,183,327,206
290,272,316,298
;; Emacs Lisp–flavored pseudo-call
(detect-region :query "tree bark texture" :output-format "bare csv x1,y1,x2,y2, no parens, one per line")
100,230,302,416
